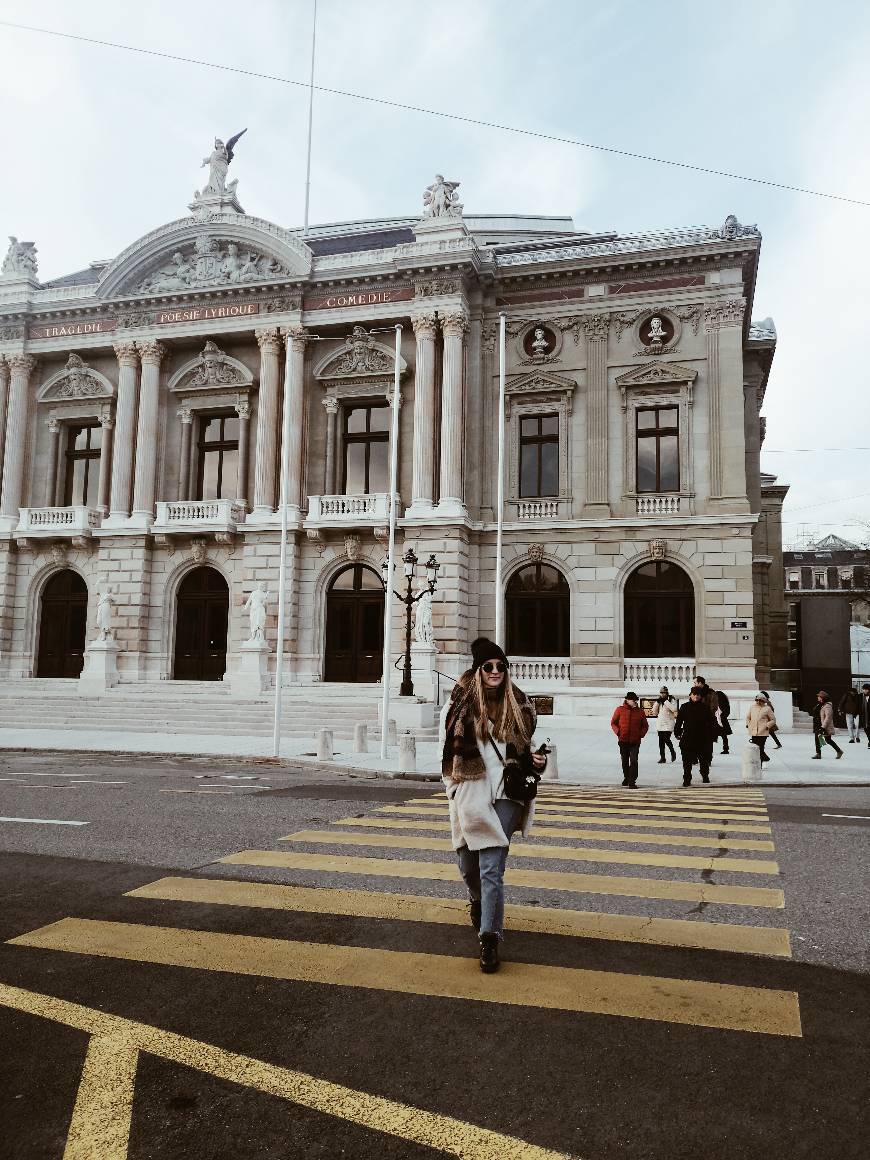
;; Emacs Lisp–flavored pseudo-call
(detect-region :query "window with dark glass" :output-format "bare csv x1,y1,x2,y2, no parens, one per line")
624,560,694,657
506,563,570,656
636,406,679,492
519,414,559,498
196,413,239,501
63,423,102,507
342,404,389,494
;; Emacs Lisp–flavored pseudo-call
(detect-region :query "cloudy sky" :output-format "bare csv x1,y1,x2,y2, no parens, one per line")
2,0,868,545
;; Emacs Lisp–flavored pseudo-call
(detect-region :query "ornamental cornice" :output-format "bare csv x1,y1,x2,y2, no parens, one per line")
37,353,114,403
168,340,253,394
414,278,461,298
313,326,407,381
0,324,26,342
704,299,746,331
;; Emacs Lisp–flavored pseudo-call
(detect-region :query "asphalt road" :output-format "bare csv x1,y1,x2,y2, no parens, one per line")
0,752,867,1160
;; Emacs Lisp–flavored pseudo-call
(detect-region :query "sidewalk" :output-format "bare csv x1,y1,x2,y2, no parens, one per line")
1,720,867,787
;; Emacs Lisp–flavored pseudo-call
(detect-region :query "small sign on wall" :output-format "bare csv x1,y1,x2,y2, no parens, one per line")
729,619,751,630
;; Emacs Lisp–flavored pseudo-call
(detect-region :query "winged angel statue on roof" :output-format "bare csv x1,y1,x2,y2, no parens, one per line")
195,129,248,200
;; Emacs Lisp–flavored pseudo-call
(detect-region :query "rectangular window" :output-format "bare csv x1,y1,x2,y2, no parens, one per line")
519,414,559,498
342,404,389,494
63,423,102,507
788,571,800,590
196,413,239,501
636,406,679,493
813,571,826,588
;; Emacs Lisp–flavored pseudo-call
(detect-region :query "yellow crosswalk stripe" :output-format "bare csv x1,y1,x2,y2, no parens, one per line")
378,804,773,835
332,816,776,852
405,798,769,822
279,830,780,876
538,792,765,804
220,850,785,908
128,876,792,958
538,788,765,799
8,918,802,1036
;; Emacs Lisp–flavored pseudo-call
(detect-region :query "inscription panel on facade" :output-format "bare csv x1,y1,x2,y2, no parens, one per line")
303,287,414,311
30,319,117,340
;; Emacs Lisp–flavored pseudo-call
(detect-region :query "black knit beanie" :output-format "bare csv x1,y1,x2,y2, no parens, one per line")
471,637,508,672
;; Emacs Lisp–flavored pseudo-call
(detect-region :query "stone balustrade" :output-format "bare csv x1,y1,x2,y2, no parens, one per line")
153,499,245,534
17,506,103,537
636,495,680,516
516,500,560,520
510,657,571,683
623,658,696,687
307,493,400,524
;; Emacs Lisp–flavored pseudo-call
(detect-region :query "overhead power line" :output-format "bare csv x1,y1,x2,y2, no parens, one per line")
763,447,870,454
2,17,869,209
783,491,870,515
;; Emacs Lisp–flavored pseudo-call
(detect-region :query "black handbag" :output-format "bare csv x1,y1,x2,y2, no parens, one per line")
489,738,546,803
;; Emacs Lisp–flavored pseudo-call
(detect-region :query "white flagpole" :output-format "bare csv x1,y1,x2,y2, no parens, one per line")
379,325,402,761
302,0,317,232
494,310,507,646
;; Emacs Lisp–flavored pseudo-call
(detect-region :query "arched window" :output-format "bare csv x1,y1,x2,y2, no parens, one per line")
506,563,570,656
624,560,694,657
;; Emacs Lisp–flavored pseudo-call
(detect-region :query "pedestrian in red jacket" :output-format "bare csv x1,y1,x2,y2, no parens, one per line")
610,691,649,788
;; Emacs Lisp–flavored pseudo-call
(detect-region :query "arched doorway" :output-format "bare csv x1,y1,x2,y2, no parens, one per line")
36,570,88,678
324,564,384,682
173,567,229,680
506,563,570,656
624,560,694,657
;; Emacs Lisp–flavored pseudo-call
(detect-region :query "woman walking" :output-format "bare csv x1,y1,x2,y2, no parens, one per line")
746,693,777,763
440,638,547,973
655,686,678,764
811,690,843,760
759,690,783,749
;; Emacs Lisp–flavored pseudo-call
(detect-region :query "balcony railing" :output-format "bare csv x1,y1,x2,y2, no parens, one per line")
636,495,680,516
510,657,571,683
153,499,246,534
17,506,103,537
623,658,696,687
516,500,560,520
307,493,400,524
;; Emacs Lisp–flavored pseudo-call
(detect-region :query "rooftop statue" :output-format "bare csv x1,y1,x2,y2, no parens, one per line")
422,174,463,219
1,236,38,279
195,129,247,201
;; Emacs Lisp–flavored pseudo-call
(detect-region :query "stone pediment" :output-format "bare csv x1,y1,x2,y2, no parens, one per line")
615,361,698,388
37,353,114,402
505,369,576,396
314,326,408,386
168,341,253,395
96,214,312,299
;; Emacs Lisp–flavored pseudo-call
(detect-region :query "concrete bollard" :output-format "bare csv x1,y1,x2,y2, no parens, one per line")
398,731,417,773
741,740,762,783
316,728,334,761
541,743,559,781
387,718,398,745
353,722,368,753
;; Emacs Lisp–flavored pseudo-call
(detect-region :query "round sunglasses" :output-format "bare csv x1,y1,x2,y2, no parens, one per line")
481,661,507,674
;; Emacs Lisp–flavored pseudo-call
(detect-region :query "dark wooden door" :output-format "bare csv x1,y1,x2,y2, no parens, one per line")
174,567,229,681
324,564,384,682
36,570,87,678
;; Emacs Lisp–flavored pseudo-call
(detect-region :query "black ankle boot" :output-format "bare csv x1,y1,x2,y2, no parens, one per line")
479,933,500,973
470,900,481,932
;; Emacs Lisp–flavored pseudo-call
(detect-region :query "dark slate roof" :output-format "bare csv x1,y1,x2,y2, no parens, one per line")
40,267,101,289
305,227,416,256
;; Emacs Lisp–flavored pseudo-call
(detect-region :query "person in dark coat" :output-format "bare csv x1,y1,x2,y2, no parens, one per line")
715,688,733,754
674,686,717,785
860,684,870,749
838,687,863,743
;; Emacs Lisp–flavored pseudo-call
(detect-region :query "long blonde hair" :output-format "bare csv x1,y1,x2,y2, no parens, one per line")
468,666,531,747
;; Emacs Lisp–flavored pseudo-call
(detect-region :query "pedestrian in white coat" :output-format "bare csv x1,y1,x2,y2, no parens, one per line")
440,637,546,974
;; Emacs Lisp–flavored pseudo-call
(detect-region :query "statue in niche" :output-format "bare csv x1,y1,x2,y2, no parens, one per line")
244,583,270,642
95,590,116,641
196,129,247,199
413,590,434,645
422,174,463,219
2,236,38,279
531,327,550,356
646,316,667,346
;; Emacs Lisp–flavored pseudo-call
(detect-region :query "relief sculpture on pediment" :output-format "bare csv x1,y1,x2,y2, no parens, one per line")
136,235,291,294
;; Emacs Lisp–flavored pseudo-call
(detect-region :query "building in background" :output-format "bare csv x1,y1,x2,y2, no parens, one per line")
0,149,786,720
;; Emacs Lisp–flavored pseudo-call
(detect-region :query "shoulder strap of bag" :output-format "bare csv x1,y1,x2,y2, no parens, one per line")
488,736,506,766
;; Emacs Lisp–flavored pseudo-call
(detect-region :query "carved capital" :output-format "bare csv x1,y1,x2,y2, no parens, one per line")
99,406,114,429
481,322,499,353
282,324,308,354
410,311,438,339
322,396,339,415
255,325,282,355
136,339,166,365
583,314,610,341
0,356,9,382
704,299,745,331
8,353,37,377
47,417,62,436
113,341,139,367
178,406,193,425
235,399,251,420
440,310,469,338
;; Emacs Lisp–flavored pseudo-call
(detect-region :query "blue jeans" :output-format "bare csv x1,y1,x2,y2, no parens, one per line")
457,798,524,939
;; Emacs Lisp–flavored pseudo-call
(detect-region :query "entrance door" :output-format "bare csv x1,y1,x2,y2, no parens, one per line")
174,567,229,681
36,570,87,678
324,564,384,682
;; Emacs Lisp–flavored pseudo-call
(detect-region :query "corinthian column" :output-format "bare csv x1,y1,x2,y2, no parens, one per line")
436,309,468,518
281,325,308,517
407,311,438,517
583,313,610,515
0,354,37,528
0,358,9,497
45,417,62,506
252,326,281,517
177,407,193,501
322,396,338,495
106,342,140,524
97,409,114,513
131,340,165,524
235,399,251,507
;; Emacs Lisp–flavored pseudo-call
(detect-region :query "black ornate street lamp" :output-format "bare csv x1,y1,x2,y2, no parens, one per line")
382,548,440,697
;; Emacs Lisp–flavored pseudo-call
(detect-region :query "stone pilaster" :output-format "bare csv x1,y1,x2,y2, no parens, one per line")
436,309,468,519
480,322,498,520
106,342,139,524
407,311,438,517
97,409,114,512
45,417,62,506
281,325,308,517
322,396,338,495
131,340,165,525
235,399,251,507
0,353,37,529
177,407,193,501
0,358,9,498
583,313,610,515
704,319,722,499
705,299,748,506
252,326,281,516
